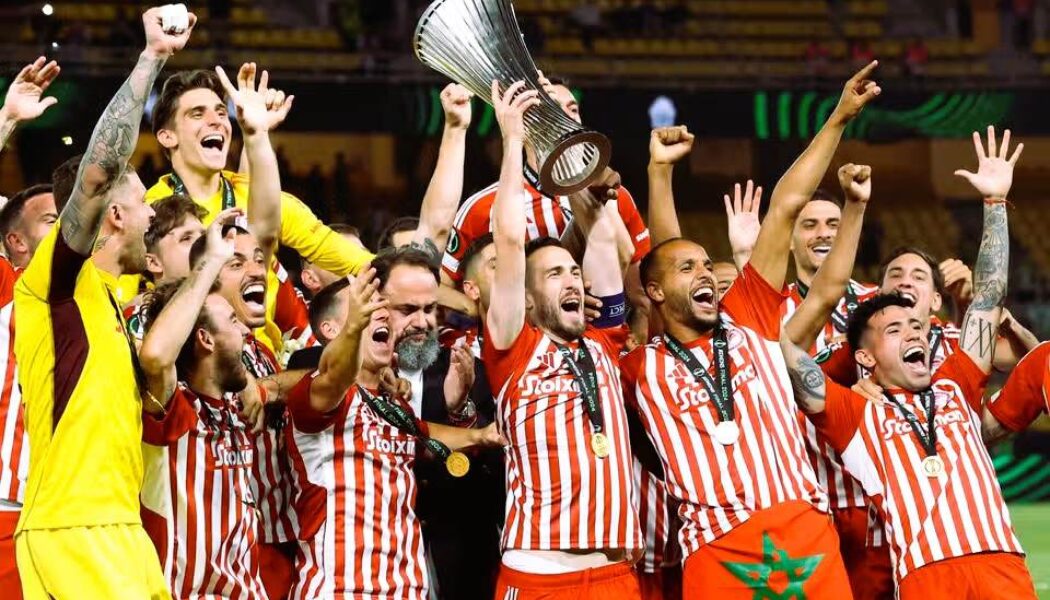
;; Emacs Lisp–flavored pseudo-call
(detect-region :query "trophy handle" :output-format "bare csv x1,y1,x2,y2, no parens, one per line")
539,129,612,196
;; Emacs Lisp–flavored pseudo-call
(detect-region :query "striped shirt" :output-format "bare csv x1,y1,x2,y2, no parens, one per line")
242,335,298,544
0,259,26,507
634,459,677,573
141,384,265,599
814,352,1024,583
620,264,828,559
818,316,961,387
780,279,878,511
273,260,317,353
482,323,641,554
286,375,427,599
442,174,650,282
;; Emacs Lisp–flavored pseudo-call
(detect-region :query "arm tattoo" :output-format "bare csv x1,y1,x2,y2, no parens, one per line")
408,238,441,265
787,349,827,414
61,53,165,250
961,203,1009,361
968,203,1008,312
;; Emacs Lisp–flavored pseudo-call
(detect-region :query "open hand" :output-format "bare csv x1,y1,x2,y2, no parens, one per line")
954,126,1023,199
204,207,243,263
852,377,884,405
344,268,387,335
2,57,60,123
649,125,695,166
215,63,294,137
837,163,872,204
724,180,763,258
443,343,476,412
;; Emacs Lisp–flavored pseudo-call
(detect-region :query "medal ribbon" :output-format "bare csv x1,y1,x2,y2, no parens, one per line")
168,171,236,210
882,389,938,458
358,387,452,460
555,342,605,436
105,290,148,391
663,324,734,422
796,280,859,334
928,325,943,365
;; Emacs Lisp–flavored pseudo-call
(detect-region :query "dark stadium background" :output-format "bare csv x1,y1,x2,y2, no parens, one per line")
1,0,1048,594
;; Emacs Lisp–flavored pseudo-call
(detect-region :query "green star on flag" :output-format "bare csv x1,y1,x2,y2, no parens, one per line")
721,533,824,599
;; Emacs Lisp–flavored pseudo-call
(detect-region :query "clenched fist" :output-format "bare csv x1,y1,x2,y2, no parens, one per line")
837,163,872,204
649,125,695,166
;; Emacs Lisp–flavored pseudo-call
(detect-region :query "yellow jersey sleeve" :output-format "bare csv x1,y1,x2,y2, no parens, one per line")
278,192,374,276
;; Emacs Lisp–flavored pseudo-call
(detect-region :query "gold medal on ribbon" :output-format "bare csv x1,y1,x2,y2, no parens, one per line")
921,455,944,479
591,432,610,458
446,451,470,478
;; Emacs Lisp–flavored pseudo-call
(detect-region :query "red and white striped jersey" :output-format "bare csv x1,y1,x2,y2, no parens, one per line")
814,352,1025,583
0,258,26,508
141,383,265,599
442,174,650,282
285,374,428,600
482,323,642,554
620,264,828,560
242,335,298,544
634,459,678,573
273,260,317,352
123,294,146,342
987,341,1050,433
780,279,878,511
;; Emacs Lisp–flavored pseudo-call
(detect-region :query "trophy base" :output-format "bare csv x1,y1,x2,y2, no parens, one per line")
539,129,612,196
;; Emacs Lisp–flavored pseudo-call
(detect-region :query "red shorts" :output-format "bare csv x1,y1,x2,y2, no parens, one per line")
0,511,20,600
259,541,296,600
898,552,1036,600
682,501,852,600
832,506,893,600
495,562,641,600
638,565,681,600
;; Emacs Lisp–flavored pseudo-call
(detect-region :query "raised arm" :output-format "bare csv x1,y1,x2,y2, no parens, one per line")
62,6,195,255
309,270,387,413
724,180,763,269
571,168,626,296
0,57,60,152
139,208,239,414
750,62,880,289
647,126,695,244
413,84,472,259
784,164,871,349
993,309,1041,372
780,335,829,415
216,63,291,264
486,80,541,350
955,126,1021,374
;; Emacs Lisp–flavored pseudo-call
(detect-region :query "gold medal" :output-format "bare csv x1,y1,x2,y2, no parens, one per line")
591,432,610,458
445,451,470,478
921,455,944,478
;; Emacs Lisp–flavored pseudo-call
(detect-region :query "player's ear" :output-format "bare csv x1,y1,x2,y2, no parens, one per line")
930,290,943,313
645,281,665,304
524,289,535,311
145,253,163,278
157,127,178,152
196,327,215,353
855,347,876,370
462,280,481,303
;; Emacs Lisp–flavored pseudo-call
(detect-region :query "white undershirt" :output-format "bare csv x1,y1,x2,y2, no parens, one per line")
501,550,618,574
402,367,425,417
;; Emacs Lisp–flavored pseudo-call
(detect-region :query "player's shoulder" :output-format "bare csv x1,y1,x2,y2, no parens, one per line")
620,343,655,382
850,280,880,299
145,175,175,202
454,182,501,225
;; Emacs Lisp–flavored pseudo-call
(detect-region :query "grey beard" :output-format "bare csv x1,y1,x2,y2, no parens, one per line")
396,329,440,371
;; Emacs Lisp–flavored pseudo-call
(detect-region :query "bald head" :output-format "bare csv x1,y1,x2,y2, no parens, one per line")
641,238,720,332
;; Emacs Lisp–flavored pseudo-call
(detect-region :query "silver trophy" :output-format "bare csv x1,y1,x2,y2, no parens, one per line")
414,0,611,195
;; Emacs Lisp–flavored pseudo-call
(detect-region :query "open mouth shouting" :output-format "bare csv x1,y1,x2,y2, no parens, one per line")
690,281,716,311
901,342,930,377
240,279,266,323
560,293,582,315
895,289,917,304
810,242,832,260
199,132,227,164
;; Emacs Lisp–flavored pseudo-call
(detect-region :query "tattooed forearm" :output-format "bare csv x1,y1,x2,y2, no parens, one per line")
781,338,828,414
969,203,1009,311
61,52,165,252
960,202,1009,366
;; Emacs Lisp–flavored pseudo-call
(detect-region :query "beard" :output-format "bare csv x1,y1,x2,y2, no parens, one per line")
395,328,440,371
217,345,249,393
120,237,150,275
668,290,719,332
533,296,585,342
